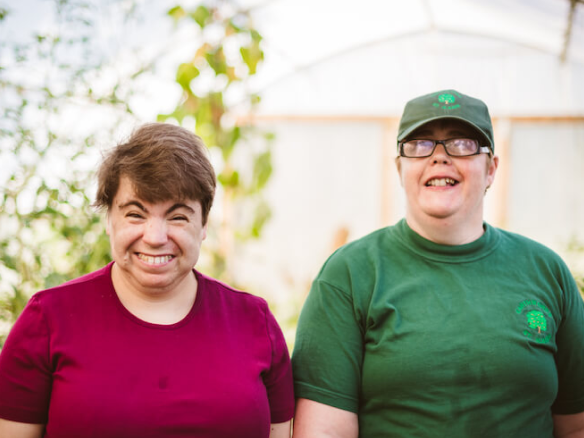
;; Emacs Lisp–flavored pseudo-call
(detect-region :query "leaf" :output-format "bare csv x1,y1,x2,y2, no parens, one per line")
219,127,240,160
195,97,213,127
251,94,261,105
175,63,199,90
0,254,17,271
250,30,263,43
250,201,271,238
190,5,211,28
205,47,227,75
217,170,240,188
240,43,263,75
167,5,186,22
253,150,273,191
0,7,9,21
228,126,241,148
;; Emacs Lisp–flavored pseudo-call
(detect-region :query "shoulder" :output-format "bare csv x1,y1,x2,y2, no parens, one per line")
494,227,566,263
492,226,574,282
12,264,114,335
316,226,393,281
60,263,113,288
336,226,392,255
326,226,391,264
196,272,284,342
197,272,270,314
30,264,113,310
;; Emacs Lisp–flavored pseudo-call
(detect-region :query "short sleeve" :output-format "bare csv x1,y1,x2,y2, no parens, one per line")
291,277,363,413
0,294,52,423
552,269,584,414
262,305,295,423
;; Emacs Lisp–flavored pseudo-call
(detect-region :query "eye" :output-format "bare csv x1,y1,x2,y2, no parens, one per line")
126,212,144,219
170,215,188,222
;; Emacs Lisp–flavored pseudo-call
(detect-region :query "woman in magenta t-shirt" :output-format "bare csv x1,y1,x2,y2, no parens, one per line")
0,123,294,438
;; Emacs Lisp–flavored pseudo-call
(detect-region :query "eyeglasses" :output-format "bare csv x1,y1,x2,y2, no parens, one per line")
399,138,492,158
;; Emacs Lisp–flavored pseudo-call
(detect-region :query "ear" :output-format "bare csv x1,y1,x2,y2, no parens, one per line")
395,157,404,187
201,223,208,241
487,155,499,186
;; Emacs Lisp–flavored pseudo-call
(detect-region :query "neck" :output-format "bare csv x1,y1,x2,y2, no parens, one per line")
405,214,485,245
111,264,198,325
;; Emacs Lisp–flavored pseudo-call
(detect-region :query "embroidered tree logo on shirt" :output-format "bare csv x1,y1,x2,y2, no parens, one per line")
516,299,553,344
526,310,547,334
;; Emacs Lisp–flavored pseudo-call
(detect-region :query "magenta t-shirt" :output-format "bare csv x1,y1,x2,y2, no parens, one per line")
0,263,294,437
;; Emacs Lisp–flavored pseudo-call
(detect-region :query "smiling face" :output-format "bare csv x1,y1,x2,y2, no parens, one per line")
396,119,498,242
106,176,207,298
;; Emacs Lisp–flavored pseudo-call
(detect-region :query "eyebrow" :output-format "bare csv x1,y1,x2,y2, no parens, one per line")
118,200,195,215
167,203,195,215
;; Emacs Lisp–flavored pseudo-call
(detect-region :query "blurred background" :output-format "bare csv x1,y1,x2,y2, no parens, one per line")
1,0,583,346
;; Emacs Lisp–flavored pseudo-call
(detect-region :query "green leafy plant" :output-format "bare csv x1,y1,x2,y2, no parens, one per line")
160,2,273,283
0,0,138,346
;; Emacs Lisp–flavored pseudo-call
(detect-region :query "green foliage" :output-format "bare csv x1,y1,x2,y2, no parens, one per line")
167,5,186,21
176,63,200,89
0,0,139,346
240,30,264,75
159,1,273,282
191,5,212,28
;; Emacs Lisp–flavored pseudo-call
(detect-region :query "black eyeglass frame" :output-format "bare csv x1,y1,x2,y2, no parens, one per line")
398,138,492,158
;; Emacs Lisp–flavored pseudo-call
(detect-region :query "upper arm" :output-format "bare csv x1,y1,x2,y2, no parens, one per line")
269,420,291,438
0,418,44,438
262,304,295,424
292,278,363,413
293,398,358,438
0,296,52,424
553,269,584,414
553,412,584,438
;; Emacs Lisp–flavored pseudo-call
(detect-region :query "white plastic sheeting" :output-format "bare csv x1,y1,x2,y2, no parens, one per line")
230,0,584,298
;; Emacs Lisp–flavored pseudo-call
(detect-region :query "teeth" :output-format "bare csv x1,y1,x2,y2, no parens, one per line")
138,254,173,265
427,178,456,187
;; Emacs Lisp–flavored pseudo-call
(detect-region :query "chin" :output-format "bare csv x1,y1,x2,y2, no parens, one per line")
135,272,176,288
421,206,459,219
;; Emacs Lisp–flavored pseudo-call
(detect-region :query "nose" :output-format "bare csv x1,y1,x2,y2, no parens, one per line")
143,218,168,247
431,143,451,164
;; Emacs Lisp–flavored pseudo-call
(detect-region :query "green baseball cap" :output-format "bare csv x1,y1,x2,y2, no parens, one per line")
397,89,494,152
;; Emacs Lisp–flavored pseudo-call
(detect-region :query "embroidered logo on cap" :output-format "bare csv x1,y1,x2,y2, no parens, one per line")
515,299,554,344
433,93,461,110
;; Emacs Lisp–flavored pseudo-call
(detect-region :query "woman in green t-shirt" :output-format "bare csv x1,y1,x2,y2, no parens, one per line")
292,90,584,438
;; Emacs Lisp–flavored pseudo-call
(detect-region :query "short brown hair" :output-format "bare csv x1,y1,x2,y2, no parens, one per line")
94,123,216,224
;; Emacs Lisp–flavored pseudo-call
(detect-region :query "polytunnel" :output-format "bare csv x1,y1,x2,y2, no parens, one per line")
2,0,583,303
225,0,584,298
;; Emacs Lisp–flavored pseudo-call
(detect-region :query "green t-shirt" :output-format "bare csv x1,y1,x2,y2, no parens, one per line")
292,219,584,437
